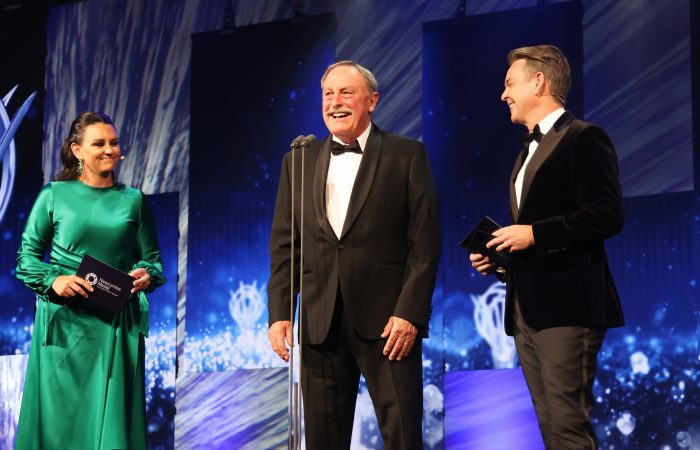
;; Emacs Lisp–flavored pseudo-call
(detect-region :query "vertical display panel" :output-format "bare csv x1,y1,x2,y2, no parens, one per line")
423,1,583,445
145,193,179,450
0,5,48,356
423,0,583,372
188,15,335,370
583,0,694,196
424,2,699,447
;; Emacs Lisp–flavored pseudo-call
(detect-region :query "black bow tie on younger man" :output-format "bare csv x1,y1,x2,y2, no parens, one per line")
330,140,362,156
520,124,543,160
522,124,543,147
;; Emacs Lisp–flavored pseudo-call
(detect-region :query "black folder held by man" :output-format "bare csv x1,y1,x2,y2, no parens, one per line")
458,215,512,268
76,254,134,314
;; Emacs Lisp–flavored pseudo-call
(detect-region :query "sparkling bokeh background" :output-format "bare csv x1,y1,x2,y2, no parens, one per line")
0,0,697,449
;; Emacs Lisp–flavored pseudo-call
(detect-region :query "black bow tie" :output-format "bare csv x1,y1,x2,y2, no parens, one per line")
330,140,362,156
522,124,543,146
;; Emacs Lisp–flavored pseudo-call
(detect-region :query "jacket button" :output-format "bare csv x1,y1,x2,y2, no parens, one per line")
338,244,344,250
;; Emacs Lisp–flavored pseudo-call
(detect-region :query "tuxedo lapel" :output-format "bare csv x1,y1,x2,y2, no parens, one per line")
509,149,526,222
340,125,382,239
517,111,575,219
312,137,337,241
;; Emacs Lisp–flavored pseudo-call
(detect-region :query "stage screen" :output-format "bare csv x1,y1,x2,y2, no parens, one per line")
20,0,696,448
188,15,336,370
144,192,179,449
0,89,43,356
424,2,699,448
424,1,584,373
583,0,694,196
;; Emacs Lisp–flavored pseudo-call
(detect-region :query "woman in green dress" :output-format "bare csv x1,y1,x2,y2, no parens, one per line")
15,112,165,450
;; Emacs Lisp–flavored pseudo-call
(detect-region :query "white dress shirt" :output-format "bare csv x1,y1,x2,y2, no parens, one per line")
515,108,565,208
326,123,372,238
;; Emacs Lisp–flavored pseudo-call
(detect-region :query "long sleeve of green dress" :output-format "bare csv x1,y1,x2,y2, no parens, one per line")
16,183,62,294
15,180,165,450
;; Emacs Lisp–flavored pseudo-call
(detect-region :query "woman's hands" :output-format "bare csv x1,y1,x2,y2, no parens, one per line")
51,268,151,299
128,268,151,294
51,275,94,298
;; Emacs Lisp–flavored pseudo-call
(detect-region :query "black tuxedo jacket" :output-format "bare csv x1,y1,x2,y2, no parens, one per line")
268,125,441,345
504,111,625,335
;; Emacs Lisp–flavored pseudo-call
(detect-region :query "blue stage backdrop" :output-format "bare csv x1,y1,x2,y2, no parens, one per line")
144,192,179,450
583,0,694,196
602,192,699,449
0,0,692,449
188,14,336,370
425,2,699,449
0,88,43,356
186,14,344,448
0,3,46,358
424,1,584,373
187,14,447,448
424,3,583,448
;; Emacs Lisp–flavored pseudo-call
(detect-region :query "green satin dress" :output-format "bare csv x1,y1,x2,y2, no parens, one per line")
15,180,165,450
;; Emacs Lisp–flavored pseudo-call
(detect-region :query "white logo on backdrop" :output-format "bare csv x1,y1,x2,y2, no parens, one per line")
228,280,266,330
228,280,269,360
0,86,36,224
471,281,516,368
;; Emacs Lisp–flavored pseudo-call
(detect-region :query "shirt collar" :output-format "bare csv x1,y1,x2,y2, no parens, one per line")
332,122,372,151
536,107,565,135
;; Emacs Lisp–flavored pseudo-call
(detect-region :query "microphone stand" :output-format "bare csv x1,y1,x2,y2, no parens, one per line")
288,134,314,450
288,135,301,450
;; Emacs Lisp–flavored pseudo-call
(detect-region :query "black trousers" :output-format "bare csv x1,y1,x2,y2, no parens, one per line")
513,298,606,450
300,298,424,450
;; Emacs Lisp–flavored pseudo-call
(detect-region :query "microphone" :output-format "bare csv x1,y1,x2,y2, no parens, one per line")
300,134,316,148
290,135,305,149
120,155,126,160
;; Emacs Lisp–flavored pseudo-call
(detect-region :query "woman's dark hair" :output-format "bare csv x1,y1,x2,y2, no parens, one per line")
55,112,116,181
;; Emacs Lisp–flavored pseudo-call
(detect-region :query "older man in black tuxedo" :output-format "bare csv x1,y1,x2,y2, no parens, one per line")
267,61,441,450
470,45,624,449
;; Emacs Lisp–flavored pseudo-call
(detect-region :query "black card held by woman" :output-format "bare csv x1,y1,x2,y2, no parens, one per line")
458,215,512,268
76,254,134,314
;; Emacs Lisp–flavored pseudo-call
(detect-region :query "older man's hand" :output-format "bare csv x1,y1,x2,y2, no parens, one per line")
268,320,293,362
380,316,418,361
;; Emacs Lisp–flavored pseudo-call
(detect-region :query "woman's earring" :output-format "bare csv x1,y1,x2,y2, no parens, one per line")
78,159,84,174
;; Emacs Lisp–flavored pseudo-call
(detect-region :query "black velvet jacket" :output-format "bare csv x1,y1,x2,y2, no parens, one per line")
504,111,625,335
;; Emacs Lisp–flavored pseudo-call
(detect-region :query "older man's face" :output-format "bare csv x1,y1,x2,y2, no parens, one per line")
322,65,378,143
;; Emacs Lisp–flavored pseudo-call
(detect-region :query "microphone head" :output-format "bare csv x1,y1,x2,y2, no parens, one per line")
300,134,317,147
290,135,305,149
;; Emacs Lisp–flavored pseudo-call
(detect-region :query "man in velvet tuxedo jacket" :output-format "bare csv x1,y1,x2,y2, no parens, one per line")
267,61,440,449
470,45,624,449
